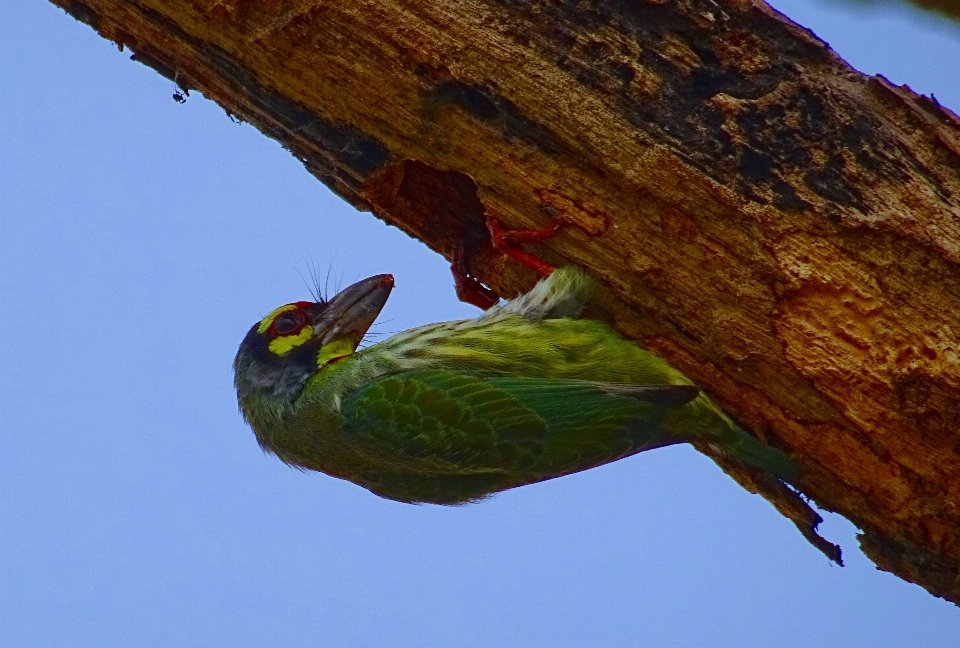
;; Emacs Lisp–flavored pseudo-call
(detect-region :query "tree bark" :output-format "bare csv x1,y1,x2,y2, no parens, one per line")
48,0,960,603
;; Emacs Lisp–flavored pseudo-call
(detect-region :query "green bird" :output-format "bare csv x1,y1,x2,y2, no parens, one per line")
234,267,799,504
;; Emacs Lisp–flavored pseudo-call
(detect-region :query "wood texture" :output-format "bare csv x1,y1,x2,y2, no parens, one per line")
48,0,960,602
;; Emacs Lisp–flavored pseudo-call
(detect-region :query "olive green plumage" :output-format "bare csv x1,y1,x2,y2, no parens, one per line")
234,267,798,503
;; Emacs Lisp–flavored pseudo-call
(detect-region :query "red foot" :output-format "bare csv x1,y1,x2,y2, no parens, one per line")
485,213,566,277
451,243,500,310
449,213,569,309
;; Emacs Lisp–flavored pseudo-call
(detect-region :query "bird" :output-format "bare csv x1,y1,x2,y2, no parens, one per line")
234,266,800,504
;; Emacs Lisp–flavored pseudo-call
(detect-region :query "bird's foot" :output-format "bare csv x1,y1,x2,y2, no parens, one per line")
450,212,570,309
485,213,567,277
451,242,501,310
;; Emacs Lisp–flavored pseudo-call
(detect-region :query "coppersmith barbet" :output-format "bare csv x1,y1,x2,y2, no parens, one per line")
234,267,799,504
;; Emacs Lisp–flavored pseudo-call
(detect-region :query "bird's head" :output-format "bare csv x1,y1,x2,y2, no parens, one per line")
234,274,394,403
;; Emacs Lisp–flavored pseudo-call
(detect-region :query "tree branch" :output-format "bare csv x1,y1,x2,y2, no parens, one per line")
48,0,960,602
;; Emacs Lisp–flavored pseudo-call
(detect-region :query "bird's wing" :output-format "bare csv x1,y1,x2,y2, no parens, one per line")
489,377,700,408
340,369,698,474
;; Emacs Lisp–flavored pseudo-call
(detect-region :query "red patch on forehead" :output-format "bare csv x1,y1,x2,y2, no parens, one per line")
293,301,314,310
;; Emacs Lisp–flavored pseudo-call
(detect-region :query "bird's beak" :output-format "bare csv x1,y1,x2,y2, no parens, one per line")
314,274,394,351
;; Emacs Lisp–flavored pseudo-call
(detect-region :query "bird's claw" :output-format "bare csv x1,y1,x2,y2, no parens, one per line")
485,213,567,277
450,212,570,309
451,243,501,310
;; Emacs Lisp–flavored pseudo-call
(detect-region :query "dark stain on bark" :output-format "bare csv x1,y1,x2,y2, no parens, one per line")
128,50,177,82
258,89,392,178
58,0,102,30
737,146,811,211
425,81,565,155
805,155,868,213
493,0,951,215
123,5,393,189
192,45,391,184
860,527,960,603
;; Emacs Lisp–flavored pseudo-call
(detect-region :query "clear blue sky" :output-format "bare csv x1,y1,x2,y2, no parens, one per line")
2,1,958,646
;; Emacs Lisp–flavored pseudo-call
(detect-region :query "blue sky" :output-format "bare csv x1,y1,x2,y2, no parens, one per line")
2,1,958,646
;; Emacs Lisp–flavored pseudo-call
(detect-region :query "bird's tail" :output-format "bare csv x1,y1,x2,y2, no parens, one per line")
669,395,802,485
721,425,801,485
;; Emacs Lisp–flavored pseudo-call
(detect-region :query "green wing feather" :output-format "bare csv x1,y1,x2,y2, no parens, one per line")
342,370,546,471
341,370,696,481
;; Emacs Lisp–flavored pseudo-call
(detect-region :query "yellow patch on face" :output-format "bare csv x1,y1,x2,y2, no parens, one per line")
257,304,297,334
268,325,313,356
316,338,356,369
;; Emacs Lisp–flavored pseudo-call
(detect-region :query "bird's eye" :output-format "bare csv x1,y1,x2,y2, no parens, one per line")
270,309,307,338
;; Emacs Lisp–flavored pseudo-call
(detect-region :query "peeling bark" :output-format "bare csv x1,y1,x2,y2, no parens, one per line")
47,0,960,602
